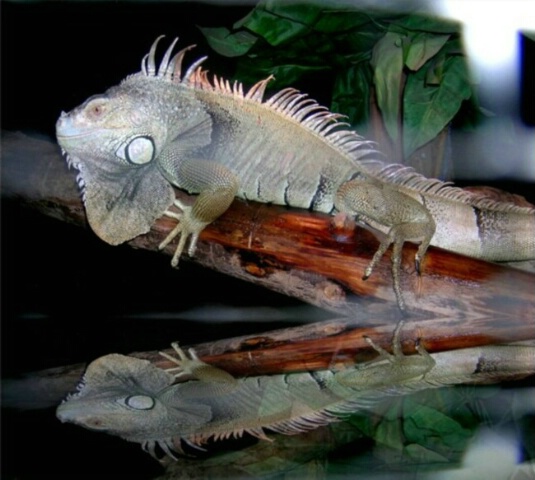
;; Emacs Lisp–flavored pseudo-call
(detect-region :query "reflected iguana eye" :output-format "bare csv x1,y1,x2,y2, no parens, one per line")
119,135,155,165
121,394,155,410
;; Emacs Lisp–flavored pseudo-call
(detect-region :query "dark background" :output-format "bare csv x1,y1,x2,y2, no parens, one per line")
1,2,534,478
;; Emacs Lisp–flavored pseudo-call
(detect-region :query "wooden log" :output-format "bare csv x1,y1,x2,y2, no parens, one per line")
2,130,534,320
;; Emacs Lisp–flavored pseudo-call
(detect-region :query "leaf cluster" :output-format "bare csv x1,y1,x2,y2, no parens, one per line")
327,385,519,475
200,0,480,160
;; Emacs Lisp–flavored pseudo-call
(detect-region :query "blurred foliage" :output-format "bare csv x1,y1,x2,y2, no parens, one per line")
200,0,482,161
325,385,528,477
160,384,532,478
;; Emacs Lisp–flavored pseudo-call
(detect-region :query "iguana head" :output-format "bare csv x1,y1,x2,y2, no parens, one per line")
56,36,211,245
56,354,212,458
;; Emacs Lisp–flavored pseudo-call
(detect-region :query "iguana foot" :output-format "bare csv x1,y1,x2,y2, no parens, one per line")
158,161,239,267
159,342,204,379
159,342,237,386
363,319,435,373
158,199,208,267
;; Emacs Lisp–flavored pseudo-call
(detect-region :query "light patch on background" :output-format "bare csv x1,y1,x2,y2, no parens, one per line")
437,0,535,181
430,427,527,480
439,0,534,71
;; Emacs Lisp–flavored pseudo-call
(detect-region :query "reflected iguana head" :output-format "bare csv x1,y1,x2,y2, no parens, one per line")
56,354,212,458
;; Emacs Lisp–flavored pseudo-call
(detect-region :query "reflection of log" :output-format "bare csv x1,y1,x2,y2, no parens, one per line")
4,316,534,410
2,131,535,319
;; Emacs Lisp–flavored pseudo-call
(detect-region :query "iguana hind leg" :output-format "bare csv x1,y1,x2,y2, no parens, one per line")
334,320,435,389
335,177,436,310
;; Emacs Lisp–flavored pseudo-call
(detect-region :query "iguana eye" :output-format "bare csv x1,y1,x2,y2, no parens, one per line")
84,98,108,120
118,136,155,165
121,394,155,410
91,104,103,116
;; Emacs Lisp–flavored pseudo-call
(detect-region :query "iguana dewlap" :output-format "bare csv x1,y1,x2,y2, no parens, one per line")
56,36,535,309
56,324,535,461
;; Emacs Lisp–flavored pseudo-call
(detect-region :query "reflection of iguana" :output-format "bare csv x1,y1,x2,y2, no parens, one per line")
55,36,535,309
56,322,535,460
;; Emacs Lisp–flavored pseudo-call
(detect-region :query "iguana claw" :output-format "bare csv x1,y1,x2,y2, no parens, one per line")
159,342,238,386
159,342,203,379
158,199,205,267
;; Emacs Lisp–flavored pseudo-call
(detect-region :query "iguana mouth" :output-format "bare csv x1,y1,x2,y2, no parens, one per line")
56,132,93,139
56,406,110,432
56,111,115,142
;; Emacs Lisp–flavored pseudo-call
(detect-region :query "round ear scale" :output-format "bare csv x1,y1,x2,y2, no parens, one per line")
125,135,155,165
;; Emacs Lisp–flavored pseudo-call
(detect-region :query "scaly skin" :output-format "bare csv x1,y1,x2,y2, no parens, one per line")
56,36,535,310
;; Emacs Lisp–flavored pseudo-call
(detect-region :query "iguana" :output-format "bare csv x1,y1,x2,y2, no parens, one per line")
55,36,535,309
56,321,535,460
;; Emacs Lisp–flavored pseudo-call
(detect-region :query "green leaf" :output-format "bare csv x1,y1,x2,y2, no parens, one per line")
371,31,404,141
425,53,445,85
391,14,460,34
404,443,449,463
405,33,450,71
238,10,304,46
440,37,465,56
344,30,384,55
262,0,324,24
199,27,258,57
345,413,376,438
403,398,472,452
239,1,323,46
313,11,378,33
375,417,404,451
331,64,372,126
403,55,472,157
234,60,329,91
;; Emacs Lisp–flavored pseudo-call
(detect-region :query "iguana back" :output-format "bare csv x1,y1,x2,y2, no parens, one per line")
187,75,377,212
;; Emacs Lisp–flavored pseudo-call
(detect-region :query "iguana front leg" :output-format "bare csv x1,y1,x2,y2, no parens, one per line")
159,342,238,396
158,159,239,267
335,177,436,310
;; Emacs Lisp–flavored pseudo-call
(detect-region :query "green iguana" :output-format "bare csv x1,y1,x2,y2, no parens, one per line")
56,321,535,460
55,36,535,309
